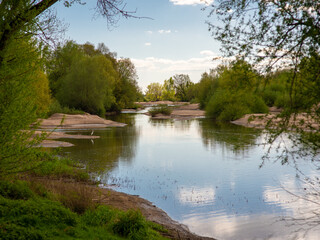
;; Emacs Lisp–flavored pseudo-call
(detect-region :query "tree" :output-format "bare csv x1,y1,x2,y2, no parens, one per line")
0,0,138,66
47,41,81,97
145,83,162,102
57,54,117,115
207,0,320,70
113,58,140,110
0,36,49,176
161,78,176,101
173,74,192,101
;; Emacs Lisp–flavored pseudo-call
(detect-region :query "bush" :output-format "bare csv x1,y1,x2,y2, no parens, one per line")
82,206,114,227
112,210,148,240
0,181,34,200
148,105,172,117
206,90,268,121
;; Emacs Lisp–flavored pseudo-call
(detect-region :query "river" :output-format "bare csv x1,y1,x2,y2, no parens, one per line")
60,112,320,240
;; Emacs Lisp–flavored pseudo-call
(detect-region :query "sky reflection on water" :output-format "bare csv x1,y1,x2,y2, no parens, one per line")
61,114,320,240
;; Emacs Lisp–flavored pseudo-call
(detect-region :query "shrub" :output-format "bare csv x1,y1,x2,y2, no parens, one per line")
148,105,172,117
206,90,268,121
112,210,148,240
81,206,114,227
0,181,34,200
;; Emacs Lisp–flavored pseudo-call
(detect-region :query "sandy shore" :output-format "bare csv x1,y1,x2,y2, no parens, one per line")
232,110,320,131
35,113,126,148
145,103,205,120
38,113,126,129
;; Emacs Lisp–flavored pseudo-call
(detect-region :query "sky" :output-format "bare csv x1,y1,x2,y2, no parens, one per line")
54,0,224,91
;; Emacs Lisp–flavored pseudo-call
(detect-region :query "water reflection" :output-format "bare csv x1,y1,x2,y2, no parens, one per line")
60,114,140,174
61,113,320,239
198,119,261,154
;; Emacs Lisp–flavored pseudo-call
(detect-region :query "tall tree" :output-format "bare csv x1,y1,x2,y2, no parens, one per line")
145,83,162,102
173,74,192,101
113,58,140,110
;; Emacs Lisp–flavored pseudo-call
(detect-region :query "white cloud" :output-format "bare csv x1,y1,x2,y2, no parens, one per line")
158,29,172,34
146,30,153,34
170,0,213,6
131,52,230,90
200,50,215,56
144,42,152,46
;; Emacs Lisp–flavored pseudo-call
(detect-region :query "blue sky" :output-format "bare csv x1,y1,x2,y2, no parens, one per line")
54,0,224,91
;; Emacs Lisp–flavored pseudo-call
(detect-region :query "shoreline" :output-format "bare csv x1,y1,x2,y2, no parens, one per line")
95,185,215,240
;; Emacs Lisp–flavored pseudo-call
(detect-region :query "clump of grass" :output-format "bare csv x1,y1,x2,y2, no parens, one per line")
148,104,172,117
32,156,89,181
33,179,97,214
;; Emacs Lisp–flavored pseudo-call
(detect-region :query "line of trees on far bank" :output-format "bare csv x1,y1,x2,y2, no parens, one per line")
145,55,320,121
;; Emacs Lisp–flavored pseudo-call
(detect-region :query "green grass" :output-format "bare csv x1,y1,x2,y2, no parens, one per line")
148,105,172,117
31,156,90,181
0,180,169,240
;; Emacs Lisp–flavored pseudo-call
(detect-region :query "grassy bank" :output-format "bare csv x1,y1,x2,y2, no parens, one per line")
0,158,168,240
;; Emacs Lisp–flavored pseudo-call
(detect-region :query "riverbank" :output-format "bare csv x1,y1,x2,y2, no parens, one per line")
232,108,320,131
26,177,214,240
143,103,205,120
93,184,214,240
35,113,126,148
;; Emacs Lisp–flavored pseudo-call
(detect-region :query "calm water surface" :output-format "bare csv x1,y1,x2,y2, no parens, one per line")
61,113,320,240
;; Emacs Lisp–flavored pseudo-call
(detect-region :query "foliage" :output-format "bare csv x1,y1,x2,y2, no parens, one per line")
47,42,141,114
56,53,116,116
145,83,163,102
0,180,169,240
148,105,173,117
172,74,193,102
193,60,268,121
207,0,320,70
32,156,89,181
113,58,142,111
47,98,84,117
206,90,268,121
194,70,219,109
161,78,176,101
261,70,290,108
0,36,50,177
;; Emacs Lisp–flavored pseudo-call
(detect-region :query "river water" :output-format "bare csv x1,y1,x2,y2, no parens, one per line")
60,112,320,240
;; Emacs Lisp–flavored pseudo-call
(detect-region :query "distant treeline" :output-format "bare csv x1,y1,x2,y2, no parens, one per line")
146,56,320,121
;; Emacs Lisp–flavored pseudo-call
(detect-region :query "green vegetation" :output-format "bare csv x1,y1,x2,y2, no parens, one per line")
145,74,194,102
0,180,168,240
47,41,142,115
148,105,173,117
